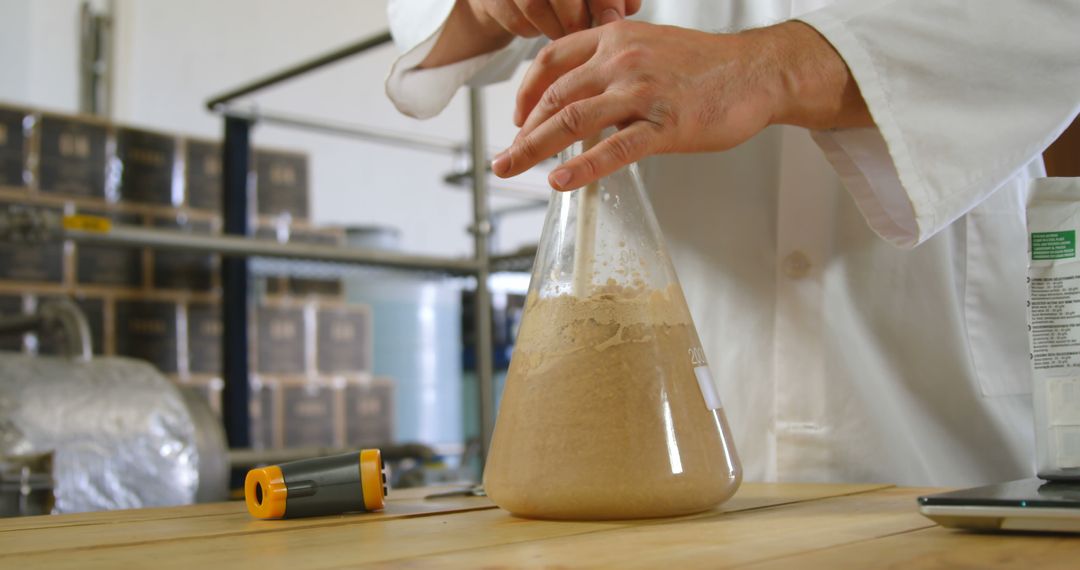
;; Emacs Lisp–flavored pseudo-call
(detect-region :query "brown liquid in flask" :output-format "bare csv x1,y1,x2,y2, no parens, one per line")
483,137,742,520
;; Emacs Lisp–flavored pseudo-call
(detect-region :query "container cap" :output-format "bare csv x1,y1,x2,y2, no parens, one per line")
245,465,288,519
359,449,386,511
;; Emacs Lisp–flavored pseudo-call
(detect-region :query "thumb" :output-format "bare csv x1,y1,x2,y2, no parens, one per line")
588,1,626,25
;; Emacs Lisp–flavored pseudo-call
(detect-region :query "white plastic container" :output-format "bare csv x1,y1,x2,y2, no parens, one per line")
1027,178,1080,481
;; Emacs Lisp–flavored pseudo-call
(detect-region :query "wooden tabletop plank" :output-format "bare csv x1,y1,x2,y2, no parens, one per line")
373,487,935,569
0,484,478,533
742,522,1080,569
0,503,243,533
0,483,893,569
1,508,625,569
0,495,495,556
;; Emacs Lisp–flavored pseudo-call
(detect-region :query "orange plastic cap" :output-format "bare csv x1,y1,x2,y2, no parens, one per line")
245,465,288,519
359,449,386,511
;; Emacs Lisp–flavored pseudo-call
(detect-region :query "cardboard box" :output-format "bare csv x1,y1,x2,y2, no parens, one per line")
256,226,344,298
151,216,216,291
253,225,341,244
0,200,64,283
184,139,222,212
114,300,179,373
115,127,177,205
316,304,372,374
0,106,29,188
37,114,107,198
264,276,342,298
253,225,282,242
255,149,309,220
254,304,306,374
249,377,278,449
74,209,144,288
36,295,106,356
0,294,27,352
344,376,394,446
280,380,338,448
290,228,341,246
182,376,223,417
186,301,221,375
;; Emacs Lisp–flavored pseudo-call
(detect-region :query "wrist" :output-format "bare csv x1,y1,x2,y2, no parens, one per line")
419,0,514,69
752,21,870,130
460,0,514,45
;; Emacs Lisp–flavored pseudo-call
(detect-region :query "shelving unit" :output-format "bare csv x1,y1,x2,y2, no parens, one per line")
0,29,521,467
203,29,500,460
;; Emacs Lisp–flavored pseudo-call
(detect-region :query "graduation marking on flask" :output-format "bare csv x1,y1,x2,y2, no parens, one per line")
689,347,722,410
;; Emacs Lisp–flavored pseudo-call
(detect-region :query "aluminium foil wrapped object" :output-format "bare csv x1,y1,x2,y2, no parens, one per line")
0,353,199,512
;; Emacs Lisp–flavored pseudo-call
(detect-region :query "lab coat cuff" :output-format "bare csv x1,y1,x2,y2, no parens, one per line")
797,9,938,249
385,38,503,119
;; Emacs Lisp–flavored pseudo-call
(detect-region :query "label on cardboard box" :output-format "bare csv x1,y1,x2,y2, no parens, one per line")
0,200,64,283
249,379,278,449
38,115,107,198
317,306,371,374
281,383,337,447
185,140,222,212
255,150,309,219
75,210,143,287
0,107,28,187
255,305,306,374
187,302,222,374
115,300,179,372
116,127,177,205
152,217,215,291
345,378,393,446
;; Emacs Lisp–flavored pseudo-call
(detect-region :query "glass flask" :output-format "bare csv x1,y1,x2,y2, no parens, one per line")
483,136,742,520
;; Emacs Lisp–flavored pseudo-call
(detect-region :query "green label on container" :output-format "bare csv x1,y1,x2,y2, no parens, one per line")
1032,230,1076,260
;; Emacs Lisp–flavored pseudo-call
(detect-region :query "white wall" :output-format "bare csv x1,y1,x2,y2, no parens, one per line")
0,0,82,112
0,0,549,256
113,0,549,256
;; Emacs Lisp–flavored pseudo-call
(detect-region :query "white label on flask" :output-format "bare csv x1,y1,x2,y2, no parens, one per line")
694,366,722,410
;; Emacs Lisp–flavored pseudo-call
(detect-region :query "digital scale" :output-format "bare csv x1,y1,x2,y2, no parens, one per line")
919,478,1080,533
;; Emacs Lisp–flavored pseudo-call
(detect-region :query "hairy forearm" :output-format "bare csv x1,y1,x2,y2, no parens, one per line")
418,0,514,69
752,21,873,130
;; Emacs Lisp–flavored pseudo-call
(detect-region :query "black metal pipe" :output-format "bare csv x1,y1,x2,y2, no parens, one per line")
222,116,252,450
205,30,392,110
220,108,461,154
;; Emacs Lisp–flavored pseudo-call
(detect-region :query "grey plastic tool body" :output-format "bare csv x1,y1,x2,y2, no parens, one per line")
279,452,367,518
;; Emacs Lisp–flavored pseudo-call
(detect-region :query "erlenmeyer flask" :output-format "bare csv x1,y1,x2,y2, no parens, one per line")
483,135,742,520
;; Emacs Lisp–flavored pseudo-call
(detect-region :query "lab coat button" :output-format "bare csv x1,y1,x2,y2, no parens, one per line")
783,251,812,279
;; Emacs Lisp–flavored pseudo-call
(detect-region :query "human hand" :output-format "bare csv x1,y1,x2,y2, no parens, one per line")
467,0,641,40
491,20,870,190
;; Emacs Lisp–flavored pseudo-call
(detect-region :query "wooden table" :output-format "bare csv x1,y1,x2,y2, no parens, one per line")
2,483,1077,568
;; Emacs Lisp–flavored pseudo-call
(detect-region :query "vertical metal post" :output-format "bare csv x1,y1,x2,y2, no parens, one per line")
79,2,112,117
222,116,252,449
469,88,496,461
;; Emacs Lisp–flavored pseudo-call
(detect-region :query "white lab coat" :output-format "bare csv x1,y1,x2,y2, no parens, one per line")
385,0,1080,486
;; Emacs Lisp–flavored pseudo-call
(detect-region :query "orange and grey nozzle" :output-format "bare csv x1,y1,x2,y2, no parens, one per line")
245,449,387,519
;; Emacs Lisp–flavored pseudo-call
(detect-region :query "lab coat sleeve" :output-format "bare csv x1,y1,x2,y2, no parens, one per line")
797,0,1080,248
385,0,543,119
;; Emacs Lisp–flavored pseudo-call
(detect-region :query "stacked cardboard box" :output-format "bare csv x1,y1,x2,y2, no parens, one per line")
0,104,392,449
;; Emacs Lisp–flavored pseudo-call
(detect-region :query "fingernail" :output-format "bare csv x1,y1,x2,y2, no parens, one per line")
551,169,573,190
492,152,510,176
513,110,523,128
599,8,622,25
